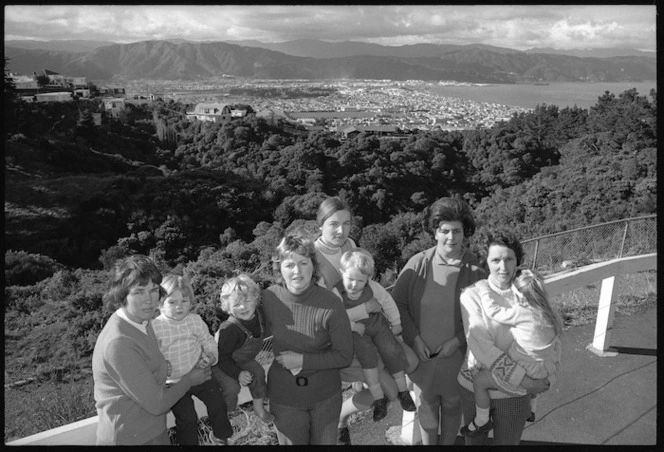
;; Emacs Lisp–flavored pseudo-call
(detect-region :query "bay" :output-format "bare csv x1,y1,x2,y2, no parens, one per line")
425,81,657,110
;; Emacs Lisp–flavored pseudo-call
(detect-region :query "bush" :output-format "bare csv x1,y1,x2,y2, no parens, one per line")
5,250,64,286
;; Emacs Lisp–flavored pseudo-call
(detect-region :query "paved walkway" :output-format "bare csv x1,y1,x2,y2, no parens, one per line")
348,303,657,446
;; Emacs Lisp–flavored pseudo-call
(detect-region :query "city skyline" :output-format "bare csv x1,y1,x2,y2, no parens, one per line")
4,4,657,52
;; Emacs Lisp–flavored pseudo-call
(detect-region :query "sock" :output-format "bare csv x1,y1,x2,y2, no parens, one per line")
392,372,408,392
470,405,490,430
530,396,538,414
368,383,384,401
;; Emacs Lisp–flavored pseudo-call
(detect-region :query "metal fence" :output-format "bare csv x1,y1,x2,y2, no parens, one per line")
521,215,657,275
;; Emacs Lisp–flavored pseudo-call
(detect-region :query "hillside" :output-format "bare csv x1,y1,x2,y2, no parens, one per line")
4,40,657,82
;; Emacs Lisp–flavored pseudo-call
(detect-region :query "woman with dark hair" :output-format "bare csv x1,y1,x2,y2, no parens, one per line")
92,255,212,445
392,197,486,445
261,234,353,445
458,231,552,445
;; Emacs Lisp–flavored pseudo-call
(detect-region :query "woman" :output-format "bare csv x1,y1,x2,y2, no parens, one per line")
392,197,486,445
313,196,418,445
262,234,353,445
92,254,212,445
458,231,552,445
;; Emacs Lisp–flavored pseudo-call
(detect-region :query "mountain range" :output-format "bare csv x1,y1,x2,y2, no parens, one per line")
4,39,657,83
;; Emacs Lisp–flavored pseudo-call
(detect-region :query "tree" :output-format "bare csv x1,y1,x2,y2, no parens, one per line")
35,74,50,91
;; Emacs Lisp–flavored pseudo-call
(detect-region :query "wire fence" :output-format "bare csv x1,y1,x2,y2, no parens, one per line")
521,215,657,276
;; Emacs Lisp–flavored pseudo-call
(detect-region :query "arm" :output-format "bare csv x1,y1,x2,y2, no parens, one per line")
215,324,246,380
460,288,526,392
105,337,192,415
302,302,353,371
392,265,420,347
369,281,401,328
480,293,522,327
193,315,219,366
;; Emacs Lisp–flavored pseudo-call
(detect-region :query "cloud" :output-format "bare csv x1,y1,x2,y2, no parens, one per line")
3,5,656,51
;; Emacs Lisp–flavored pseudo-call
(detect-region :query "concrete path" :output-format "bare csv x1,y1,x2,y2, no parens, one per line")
348,303,657,446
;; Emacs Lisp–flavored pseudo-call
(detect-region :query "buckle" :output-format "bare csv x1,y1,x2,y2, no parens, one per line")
295,376,309,386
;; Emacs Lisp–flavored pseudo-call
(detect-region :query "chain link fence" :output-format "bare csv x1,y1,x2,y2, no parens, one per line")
522,215,657,276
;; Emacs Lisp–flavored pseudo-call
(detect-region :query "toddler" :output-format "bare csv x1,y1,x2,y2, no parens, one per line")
152,275,232,445
213,274,274,424
461,269,563,437
332,249,416,422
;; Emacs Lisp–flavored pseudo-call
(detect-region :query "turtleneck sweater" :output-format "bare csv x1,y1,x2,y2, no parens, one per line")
314,236,357,290
262,282,353,408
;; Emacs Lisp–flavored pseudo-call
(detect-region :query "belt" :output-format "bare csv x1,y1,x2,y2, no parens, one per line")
295,376,308,386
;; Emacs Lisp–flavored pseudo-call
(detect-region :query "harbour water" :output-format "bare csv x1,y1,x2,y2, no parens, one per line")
425,81,657,110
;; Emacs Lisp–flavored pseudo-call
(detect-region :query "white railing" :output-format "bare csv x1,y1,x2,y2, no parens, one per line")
398,252,657,445
7,253,656,445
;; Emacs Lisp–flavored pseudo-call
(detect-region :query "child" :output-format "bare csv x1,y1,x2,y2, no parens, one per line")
461,269,563,437
151,275,233,445
331,249,416,422
213,274,274,424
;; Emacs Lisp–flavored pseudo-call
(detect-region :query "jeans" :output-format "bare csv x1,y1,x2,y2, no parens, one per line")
171,379,232,445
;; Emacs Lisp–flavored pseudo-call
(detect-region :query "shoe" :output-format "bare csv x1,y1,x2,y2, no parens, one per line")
257,410,275,424
209,432,228,445
397,390,416,412
338,426,352,446
460,418,493,437
526,411,536,422
372,397,389,422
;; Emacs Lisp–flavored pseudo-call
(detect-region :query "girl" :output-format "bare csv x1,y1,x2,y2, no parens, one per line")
214,274,274,424
460,269,563,437
331,249,416,422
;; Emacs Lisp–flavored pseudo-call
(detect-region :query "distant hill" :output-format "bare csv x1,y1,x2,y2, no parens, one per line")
4,39,656,83
5,39,116,53
525,47,656,58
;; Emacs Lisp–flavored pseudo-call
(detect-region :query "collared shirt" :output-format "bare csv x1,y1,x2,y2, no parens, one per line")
116,308,149,335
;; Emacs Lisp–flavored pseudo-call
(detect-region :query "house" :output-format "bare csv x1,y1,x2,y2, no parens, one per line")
73,88,91,98
340,124,398,140
34,92,73,102
99,85,126,98
102,98,126,118
186,103,230,123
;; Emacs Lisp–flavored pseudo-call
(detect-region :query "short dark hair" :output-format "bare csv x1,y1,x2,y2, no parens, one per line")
271,233,320,285
485,230,525,266
103,254,163,311
424,197,476,238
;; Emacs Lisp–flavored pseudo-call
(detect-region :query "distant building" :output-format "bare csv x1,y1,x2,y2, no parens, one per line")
102,98,126,117
34,92,73,102
73,88,91,98
186,103,251,123
99,85,126,98
340,124,399,140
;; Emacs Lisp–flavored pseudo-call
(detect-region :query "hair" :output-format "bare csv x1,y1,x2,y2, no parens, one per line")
339,248,375,278
485,230,525,266
103,254,163,311
219,273,261,313
513,269,564,337
424,197,476,238
159,274,195,305
316,196,352,227
271,233,320,285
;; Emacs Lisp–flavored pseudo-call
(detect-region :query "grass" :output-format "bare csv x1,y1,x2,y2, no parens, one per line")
4,270,656,444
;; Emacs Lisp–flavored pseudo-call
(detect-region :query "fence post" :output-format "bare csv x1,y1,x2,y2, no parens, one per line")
531,239,539,270
618,221,629,258
586,275,619,357
399,377,422,445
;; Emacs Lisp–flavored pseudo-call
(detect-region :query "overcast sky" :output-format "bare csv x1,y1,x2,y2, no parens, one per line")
4,4,657,51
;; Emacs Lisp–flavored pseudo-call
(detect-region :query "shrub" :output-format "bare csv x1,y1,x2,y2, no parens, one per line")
5,250,64,286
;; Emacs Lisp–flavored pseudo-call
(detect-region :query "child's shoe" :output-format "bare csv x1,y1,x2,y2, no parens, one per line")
460,418,493,437
257,410,275,424
209,432,228,445
526,411,536,422
372,397,389,422
338,426,352,445
397,390,416,411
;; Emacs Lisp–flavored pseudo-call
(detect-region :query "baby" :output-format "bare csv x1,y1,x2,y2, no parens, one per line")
332,248,416,422
152,274,232,445
213,274,274,424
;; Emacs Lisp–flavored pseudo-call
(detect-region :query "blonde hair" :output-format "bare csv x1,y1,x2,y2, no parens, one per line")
513,269,563,337
340,248,375,278
160,274,195,304
219,274,261,313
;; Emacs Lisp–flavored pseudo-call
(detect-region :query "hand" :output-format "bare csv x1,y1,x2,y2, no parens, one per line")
350,322,365,335
185,366,211,386
391,324,402,336
276,351,304,370
413,335,431,362
197,352,213,369
238,370,253,386
521,375,550,395
438,337,460,358
364,298,382,314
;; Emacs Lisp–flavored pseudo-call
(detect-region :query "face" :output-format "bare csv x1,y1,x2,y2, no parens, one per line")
320,210,352,247
125,280,160,323
487,244,518,289
435,220,465,258
228,295,258,321
341,266,369,297
160,289,192,321
280,252,314,294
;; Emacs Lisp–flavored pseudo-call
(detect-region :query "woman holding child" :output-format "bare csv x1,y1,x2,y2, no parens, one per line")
457,231,555,445
392,197,486,445
92,255,212,445
261,233,354,445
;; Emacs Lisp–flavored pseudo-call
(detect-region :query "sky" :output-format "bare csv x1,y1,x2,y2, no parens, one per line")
3,4,657,52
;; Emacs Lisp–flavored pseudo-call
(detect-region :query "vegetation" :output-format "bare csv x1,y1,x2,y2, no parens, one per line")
3,58,657,442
